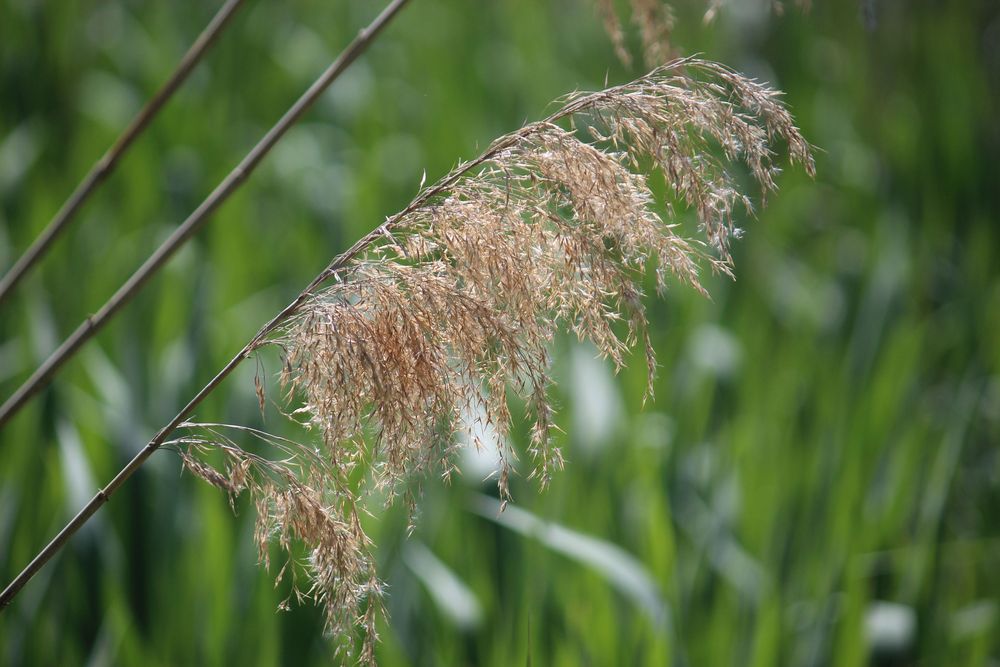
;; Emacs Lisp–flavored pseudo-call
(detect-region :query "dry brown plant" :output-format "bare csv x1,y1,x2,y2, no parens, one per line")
630,0,677,67
174,58,813,663
597,0,676,67
597,0,810,67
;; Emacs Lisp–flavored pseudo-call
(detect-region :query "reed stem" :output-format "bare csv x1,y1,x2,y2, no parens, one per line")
0,0,247,306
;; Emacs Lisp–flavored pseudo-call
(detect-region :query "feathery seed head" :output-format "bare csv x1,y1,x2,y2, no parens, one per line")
180,58,813,663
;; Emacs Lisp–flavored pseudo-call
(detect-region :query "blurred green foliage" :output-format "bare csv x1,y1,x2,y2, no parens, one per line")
1,0,999,664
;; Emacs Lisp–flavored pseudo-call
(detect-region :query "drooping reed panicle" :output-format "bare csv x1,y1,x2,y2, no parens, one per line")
175,57,813,663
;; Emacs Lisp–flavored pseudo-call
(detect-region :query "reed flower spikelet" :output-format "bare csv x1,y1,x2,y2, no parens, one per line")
176,58,813,662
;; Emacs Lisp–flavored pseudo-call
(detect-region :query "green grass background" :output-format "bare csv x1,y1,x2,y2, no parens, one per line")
1,0,998,664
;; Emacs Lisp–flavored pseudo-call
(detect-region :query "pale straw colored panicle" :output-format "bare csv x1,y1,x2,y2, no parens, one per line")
593,0,683,67
173,425,379,659
599,1,811,66
178,59,813,663
630,0,676,67
597,0,675,67
596,0,633,67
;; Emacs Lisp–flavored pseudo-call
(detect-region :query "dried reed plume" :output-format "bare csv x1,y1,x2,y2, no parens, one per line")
597,0,675,67
597,0,809,67
174,58,813,663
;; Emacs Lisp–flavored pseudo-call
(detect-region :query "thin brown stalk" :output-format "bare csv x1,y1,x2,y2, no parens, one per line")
0,0,247,307
0,0,413,431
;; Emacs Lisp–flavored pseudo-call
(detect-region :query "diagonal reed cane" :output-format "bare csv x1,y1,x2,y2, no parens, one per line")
0,0,412,431
0,0,247,307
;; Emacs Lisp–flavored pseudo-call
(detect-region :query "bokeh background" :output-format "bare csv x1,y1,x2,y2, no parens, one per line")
2,0,999,664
